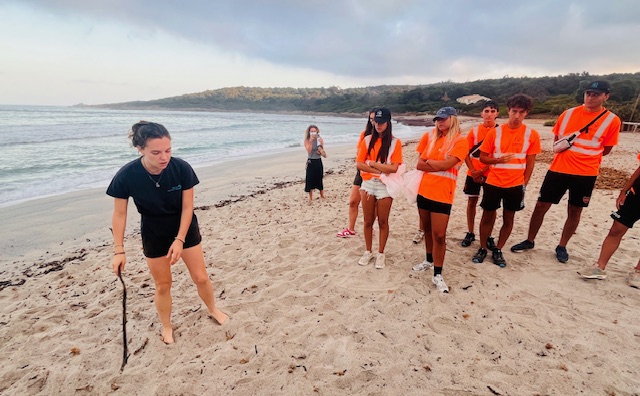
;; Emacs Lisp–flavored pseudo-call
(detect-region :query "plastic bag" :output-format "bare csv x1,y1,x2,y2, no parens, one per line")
401,169,424,204
379,164,406,199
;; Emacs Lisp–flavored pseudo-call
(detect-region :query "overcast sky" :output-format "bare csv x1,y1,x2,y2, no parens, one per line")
2,0,639,106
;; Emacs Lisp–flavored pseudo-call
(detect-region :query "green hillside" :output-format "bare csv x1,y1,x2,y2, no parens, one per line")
93,72,640,121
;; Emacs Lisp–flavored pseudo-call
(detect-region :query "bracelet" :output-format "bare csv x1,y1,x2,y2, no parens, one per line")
114,252,125,255
175,237,185,244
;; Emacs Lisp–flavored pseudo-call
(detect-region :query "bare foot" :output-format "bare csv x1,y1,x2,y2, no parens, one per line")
161,327,174,344
209,308,229,325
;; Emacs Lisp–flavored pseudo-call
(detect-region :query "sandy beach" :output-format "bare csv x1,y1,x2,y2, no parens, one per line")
1,119,639,395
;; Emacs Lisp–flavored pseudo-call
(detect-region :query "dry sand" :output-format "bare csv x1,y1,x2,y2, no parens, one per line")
1,119,639,395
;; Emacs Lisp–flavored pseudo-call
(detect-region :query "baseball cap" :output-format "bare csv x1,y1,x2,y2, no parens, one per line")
585,80,611,94
433,107,458,121
373,108,391,123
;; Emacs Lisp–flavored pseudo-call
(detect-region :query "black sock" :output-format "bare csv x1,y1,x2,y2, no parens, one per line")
434,266,442,276
426,253,434,263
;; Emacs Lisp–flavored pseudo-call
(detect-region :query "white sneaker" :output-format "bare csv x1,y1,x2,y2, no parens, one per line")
412,259,434,272
375,253,386,269
432,274,449,293
358,250,373,266
412,230,425,244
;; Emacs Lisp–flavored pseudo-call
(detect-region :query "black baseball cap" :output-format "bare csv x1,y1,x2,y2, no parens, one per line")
373,108,391,123
585,80,611,94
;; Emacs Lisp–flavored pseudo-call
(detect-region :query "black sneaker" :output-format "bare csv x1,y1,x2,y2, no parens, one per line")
486,237,497,252
472,248,487,263
461,232,475,247
511,239,535,253
492,249,507,268
555,245,569,263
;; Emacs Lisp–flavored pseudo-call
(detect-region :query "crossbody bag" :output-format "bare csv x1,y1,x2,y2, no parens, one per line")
552,109,608,153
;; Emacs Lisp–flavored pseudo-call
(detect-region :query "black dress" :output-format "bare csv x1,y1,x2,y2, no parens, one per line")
305,139,323,192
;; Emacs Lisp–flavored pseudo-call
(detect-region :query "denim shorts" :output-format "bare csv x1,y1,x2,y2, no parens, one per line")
361,178,391,200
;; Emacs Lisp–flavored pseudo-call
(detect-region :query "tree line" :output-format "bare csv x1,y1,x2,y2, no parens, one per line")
93,72,640,122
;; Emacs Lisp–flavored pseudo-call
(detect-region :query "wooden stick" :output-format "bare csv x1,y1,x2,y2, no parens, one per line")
117,266,129,372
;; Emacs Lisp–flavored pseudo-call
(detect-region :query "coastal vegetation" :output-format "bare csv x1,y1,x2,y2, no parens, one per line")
93,72,640,121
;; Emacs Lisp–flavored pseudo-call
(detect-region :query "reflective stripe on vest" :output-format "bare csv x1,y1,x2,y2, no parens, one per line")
425,132,463,180
493,125,531,169
557,108,575,136
472,126,479,145
431,170,458,180
558,107,615,156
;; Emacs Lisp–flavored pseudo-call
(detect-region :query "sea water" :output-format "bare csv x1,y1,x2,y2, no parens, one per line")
0,105,422,208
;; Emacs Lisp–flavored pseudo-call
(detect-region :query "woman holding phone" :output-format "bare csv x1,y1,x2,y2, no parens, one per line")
304,125,327,202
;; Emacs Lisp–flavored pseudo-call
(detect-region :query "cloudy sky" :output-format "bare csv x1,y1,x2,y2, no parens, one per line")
2,0,639,106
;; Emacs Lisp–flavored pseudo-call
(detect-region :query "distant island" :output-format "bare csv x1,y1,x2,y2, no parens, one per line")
82,72,640,122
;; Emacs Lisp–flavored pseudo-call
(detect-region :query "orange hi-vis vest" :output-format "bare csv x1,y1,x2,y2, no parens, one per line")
422,129,464,180
557,108,616,156
550,106,620,176
357,135,402,181
466,124,494,177
493,125,532,170
418,130,468,204
482,124,541,188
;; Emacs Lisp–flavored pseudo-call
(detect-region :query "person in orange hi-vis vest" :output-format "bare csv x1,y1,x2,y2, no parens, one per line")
511,81,621,263
461,100,500,249
355,108,403,270
578,152,640,288
410,107,469,293
471,94,541,268
336,108,377,238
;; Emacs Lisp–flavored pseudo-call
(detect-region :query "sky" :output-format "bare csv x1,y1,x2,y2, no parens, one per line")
1,0,639,106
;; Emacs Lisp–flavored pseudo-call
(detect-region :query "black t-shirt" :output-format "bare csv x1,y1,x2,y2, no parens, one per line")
107,157,199,225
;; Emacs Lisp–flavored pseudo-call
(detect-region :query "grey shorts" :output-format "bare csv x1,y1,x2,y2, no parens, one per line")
361,178,391,200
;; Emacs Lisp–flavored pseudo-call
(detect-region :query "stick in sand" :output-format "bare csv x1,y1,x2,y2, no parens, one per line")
110,227,129,371
117,266,129,372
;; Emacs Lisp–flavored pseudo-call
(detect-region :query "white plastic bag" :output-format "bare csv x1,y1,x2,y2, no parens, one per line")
379,164,406,199
401,169,424,204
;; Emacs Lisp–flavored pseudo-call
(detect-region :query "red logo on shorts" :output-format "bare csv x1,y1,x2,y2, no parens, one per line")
583,196,590,205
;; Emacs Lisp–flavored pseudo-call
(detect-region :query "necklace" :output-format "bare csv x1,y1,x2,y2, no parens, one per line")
147,172,163,188
142,158,164,188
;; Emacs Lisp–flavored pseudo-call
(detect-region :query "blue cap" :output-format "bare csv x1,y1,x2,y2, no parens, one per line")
433,107,458,121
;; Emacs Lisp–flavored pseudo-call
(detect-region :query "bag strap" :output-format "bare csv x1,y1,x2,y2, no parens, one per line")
580,109,608,134
469,140,483,156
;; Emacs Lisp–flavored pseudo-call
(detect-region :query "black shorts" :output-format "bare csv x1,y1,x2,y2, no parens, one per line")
481,183,525,212
610,189,640,228
141,215,202,258
353,169,363,187
538,170,597,207
417,194,452,215
463,175,484,197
